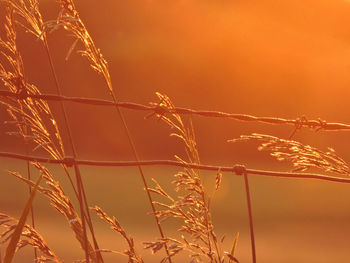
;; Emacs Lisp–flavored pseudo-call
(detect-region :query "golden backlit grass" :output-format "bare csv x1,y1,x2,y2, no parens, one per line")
0,1,237,262
0,1,350,263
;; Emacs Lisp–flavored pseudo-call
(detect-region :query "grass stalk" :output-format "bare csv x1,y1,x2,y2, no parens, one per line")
20,90,38,260
90,19,173,260
110,93,173,262
3,173,42,263
41,36,103,263
18,37,38,261
25,160,38,260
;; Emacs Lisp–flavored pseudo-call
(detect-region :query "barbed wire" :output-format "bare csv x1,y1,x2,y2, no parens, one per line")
1,90,350,131
1,151,350,184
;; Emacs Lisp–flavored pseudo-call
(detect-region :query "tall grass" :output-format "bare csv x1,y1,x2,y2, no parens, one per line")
0,1,349,263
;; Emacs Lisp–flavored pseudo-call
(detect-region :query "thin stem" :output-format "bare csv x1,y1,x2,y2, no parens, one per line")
26,160,38,260
14,27,38,259
243,172,256,263
41,36,102,263
112,102,173,262
202,195,213,262
288,126,299,139
211,231,221,263
101,42,172,261
20,84,38,261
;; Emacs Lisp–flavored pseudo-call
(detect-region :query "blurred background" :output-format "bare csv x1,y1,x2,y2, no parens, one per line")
1,0,350,262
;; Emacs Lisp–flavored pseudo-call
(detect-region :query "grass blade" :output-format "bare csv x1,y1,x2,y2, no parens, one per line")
3,174,42,263
229,232,239,263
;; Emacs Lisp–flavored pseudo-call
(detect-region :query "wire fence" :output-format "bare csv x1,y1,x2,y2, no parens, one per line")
1,89,350,184
1,151,350,184
2,89,350,131
2,3,347,263
2,88,350,263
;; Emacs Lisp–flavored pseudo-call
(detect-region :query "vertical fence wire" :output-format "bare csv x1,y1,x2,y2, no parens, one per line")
243,171,256,263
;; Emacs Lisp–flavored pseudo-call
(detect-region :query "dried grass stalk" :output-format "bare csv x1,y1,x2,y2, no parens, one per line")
91,206,143,263
145,93,236,263
8,163,99,263
1,0,44,39
44,0,112,92
0,3,64,160
3,173,42,263
0,213,61,262
45,2,171,260
230,133,350,175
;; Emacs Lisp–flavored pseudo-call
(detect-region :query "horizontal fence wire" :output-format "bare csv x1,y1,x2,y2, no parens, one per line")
1,151,350,184
1,89,350,184
1,90,350,131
